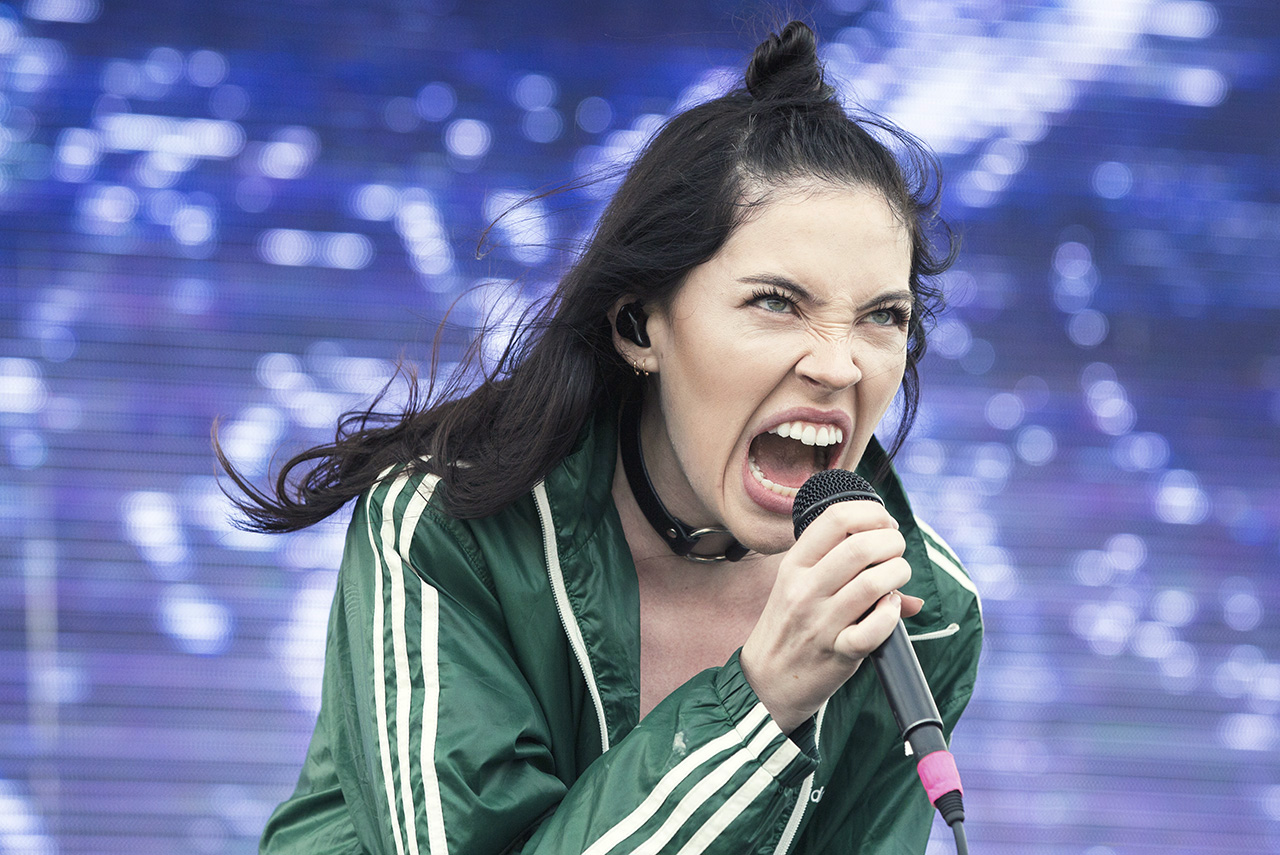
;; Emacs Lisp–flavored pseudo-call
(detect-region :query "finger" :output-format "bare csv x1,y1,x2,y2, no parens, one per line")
788,500,899,567
806,527,907,597
900,594,925,618
824,555,912,619
833,590,903,660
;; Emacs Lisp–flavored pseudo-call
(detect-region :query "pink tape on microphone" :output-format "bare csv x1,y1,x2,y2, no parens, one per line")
916,750,963,804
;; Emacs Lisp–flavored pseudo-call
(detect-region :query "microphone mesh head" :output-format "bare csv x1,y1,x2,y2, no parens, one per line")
792,469,882,539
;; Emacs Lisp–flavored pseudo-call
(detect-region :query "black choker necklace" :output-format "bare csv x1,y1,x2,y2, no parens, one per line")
619,396,750,563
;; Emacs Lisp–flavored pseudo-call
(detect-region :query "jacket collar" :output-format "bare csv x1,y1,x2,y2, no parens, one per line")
538,407,948,746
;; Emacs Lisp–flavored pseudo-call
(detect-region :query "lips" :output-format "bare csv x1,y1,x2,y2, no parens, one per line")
746,416,847,502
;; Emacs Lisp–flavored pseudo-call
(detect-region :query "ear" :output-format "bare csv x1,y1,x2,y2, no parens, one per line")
609,297,655,372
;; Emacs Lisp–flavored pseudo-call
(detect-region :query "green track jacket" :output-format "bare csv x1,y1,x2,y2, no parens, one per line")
261,410,982,854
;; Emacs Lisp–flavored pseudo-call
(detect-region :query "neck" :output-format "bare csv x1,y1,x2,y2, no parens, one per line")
611,445,778,583
618,395,750,563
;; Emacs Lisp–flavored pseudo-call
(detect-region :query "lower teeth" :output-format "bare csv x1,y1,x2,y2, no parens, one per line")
749,457,799,498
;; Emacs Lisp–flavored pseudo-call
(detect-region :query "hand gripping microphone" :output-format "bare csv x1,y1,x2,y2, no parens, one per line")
793,470,968,846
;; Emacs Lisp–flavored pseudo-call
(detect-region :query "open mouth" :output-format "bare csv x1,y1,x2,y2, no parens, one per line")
747,420,845,500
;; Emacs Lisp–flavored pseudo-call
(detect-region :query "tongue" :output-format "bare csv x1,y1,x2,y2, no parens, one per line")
750,433,822,489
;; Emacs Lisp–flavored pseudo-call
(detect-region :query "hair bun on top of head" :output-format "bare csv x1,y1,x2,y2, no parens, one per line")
744,21,835,102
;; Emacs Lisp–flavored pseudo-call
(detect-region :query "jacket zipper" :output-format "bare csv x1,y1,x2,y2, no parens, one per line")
532,482,611,754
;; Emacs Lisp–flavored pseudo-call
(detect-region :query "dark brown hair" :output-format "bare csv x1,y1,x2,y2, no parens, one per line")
217,21,956,531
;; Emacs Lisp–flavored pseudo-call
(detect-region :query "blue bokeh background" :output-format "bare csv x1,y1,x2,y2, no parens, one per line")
1,1,1277,853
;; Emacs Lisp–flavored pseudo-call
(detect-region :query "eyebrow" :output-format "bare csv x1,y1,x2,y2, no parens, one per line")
738,274,913,311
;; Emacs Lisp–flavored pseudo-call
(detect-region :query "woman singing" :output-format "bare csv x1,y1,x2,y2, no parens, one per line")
224,20,982,855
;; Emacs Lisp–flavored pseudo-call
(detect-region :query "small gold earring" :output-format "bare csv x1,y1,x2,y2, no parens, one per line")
630,359,650,378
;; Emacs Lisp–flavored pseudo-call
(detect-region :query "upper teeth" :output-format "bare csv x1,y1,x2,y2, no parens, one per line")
769,421,844,447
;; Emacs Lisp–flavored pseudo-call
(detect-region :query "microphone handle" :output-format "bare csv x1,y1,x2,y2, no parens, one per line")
868,619,944,749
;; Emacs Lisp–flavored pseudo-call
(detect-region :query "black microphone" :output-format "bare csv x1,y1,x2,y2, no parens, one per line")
792,470,966,831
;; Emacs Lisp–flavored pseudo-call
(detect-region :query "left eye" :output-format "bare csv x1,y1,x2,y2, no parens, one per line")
758,296,792,313
867,307,907,326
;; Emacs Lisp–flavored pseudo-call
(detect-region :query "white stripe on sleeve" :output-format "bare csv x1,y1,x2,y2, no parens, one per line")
399,477,447,854
369,474,411,855
582,705,770,855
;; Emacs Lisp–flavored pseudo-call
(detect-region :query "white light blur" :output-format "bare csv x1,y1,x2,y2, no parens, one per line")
984,392,1024,430
9,431,46,469
218,406,285,477
123,490,189,570
931,317,972,359
966,544,1018,600
1219,713,1278,752
904,437,945,476
1093,160,1133,199
25,0,99,23
445,118,492,159
1054,241,1093,278
396,188,453,278
1085,376,1133,435
1015,425,1056,465
256,352,306,391
96,114,245,159
384,96,419,133
0,358,48,414
320,232,374,269
575,96,613,134
1152,588,1196,627
185,477,276,552
1158,640,1198,691
522,108,563,144
416,82,456,122
53,127,101,182
1251,664,1280,715
1154,469,1210,525
209,83,249,120
259,126,319,179
159,584,233,656
1073,598,1138,657
144,47,183,86
512,73,556,110
170,277,212,315
471,279,537,371
1054,267,1098,313
1133,622,1175,659
1214,645,1265,698
988,653,1061,704
171,202,215,246
187,49,228,87
484,189,552,265
273,571,337,711
259,229,316,266
1112,431,1170,471
78,184,139,234
1222,576,1263,632
1147,0,1218,39
351,183,399,221
282,525,346,571
0,781,55,855
1073,549,1112,587
1170,66,1227,107
317,356,395,395
1104,533,1147,574
959,339,995,375
673,67,736,112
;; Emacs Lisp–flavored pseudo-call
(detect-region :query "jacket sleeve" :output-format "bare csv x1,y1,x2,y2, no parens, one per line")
268,469,818,855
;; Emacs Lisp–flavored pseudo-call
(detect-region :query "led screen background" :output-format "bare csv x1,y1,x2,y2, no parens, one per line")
1,1,1277,853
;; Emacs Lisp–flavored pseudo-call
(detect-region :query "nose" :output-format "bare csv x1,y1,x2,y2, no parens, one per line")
796,336,862,392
